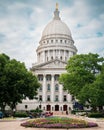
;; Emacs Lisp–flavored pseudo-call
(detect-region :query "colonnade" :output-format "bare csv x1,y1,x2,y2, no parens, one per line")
37,49,74,63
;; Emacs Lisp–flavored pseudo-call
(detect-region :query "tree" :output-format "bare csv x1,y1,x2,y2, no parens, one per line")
59,53,104,110
0,53,40,112
0,54,10,112
78,63,104,111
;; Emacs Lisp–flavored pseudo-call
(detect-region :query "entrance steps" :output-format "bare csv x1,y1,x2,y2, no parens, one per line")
53,111,66,115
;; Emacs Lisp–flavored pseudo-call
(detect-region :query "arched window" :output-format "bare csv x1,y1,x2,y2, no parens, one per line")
55,84,59,92
47,84,50,91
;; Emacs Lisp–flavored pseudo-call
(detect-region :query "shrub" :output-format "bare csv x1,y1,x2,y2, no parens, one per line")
14,112,28,117
30,108,42,113
88,113,104,118
71,110,90,114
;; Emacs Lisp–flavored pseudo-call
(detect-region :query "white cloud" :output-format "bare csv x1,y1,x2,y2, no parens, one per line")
0,0,104,69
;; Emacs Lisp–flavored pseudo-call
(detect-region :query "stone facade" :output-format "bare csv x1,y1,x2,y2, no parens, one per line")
16,6,77,112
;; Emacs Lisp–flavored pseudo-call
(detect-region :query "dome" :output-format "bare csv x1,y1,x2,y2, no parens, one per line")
41,7,71,39
42,20,71,37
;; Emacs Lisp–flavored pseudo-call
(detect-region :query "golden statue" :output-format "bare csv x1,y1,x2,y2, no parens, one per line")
56,3,58,10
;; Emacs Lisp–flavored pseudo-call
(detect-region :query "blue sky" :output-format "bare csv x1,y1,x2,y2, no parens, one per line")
0,0,104,68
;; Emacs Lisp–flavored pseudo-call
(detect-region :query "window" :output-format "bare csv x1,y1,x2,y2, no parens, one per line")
51,40,53,43
65,40,66,43
60,40,62,43
55,75,59,81
55,95,59,102
39,95,42,101
38,75,43,81
55,84,59,92
47,95,50,101
25,105,28,109
56,39,58,43
51,56,53,60
39,85,42,91
63,95,67,101
47,84,50,91
46,75,51,81
60,56,62,60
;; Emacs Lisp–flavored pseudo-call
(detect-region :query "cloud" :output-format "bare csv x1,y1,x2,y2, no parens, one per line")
0,0,104,69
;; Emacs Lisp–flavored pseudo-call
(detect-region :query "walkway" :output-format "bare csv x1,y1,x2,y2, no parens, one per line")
0,114,104,130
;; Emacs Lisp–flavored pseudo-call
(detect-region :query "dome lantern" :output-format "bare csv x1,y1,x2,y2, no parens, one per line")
53,3,60,20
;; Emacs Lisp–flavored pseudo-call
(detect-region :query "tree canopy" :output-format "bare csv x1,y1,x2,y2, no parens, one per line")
0,53,40,112
59,53,104,111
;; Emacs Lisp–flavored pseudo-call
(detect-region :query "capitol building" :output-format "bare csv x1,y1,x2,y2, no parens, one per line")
17,5,77,112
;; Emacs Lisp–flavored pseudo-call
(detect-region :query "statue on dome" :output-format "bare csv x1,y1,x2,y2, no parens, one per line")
56,3,58,10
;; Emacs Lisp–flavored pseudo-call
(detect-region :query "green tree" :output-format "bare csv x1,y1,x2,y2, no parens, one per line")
0,54,10,112
59,53,104,110
0,53,40,112
79,64,104,111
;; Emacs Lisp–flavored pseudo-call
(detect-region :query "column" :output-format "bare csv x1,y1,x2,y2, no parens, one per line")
43,74,46,102
48,50,49,61
51,74,54,102
43,51,45,62
63,50,65,61
53,50,55,59
59,50,61,59
67,94,72,103
59,84,63,102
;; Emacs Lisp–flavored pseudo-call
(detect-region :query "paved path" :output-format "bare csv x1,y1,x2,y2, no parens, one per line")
0,115,104,130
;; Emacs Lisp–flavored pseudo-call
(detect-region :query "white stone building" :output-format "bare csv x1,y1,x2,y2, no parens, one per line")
17,5,77,112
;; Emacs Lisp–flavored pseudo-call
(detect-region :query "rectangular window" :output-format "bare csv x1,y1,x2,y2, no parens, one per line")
63,95,67,101
39,95,42,101
54,75,59,81
46,75,51,81
47,84,50,92
39,86,42,91
55,95,59,102
47,95,50,101
25,105,28,109
38,75,43,81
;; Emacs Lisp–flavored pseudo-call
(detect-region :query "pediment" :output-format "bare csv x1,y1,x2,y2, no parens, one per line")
32,59,67,70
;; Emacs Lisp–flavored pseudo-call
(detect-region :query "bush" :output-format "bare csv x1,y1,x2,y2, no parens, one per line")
30,108,43,113
71,110,90,114
88,113,104,118
14,112,28,117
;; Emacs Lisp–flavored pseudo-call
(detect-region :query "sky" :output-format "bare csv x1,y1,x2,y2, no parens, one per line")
0,0,104,69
